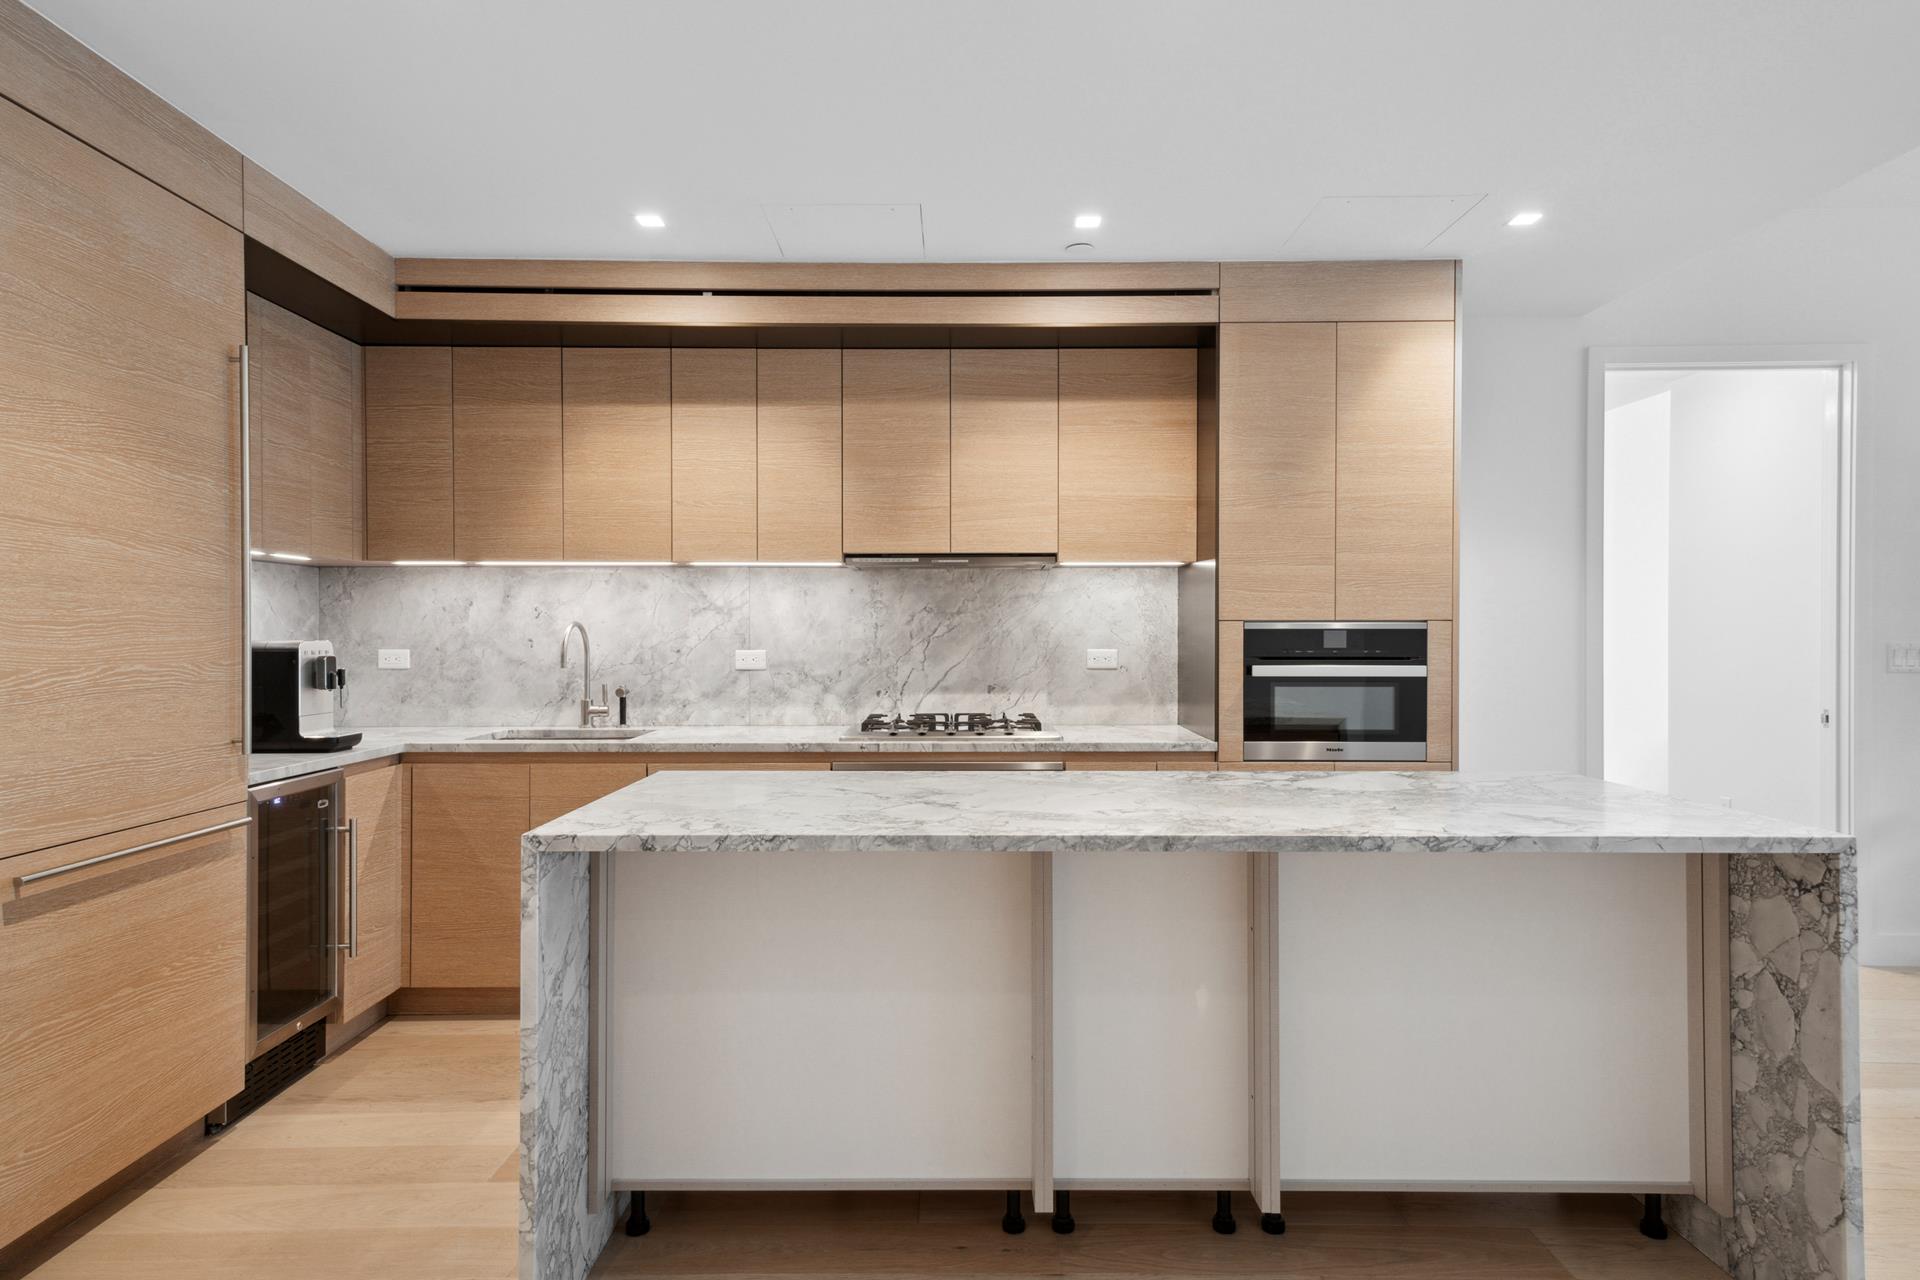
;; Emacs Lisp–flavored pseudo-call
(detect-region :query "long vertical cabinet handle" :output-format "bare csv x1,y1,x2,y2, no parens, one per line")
347,818,360,958
236,343,252,754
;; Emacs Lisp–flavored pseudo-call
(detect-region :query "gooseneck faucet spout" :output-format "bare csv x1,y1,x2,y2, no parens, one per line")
560,621,610,727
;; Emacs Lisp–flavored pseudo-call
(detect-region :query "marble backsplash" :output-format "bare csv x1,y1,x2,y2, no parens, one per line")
250,560,321,642
303,565,1176,727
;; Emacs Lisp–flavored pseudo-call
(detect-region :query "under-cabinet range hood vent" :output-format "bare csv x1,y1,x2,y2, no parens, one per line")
844,553,1057,569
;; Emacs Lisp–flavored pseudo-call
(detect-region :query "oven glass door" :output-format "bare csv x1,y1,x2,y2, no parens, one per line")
1244,671,1428,760
252,781,337,1046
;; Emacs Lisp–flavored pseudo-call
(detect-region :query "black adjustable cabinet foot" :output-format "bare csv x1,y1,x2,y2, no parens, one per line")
1211,1190,1237,1234
1050,1189,1076,1234
626,1191,650,1237
1638,1193,1667,1240
1260,1211,1287,1235
1001,1190,1026,1235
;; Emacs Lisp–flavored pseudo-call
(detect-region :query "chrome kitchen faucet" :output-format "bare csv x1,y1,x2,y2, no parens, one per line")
560,620,611,727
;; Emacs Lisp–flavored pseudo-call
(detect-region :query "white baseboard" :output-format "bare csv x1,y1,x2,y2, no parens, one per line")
1862,933,1920,969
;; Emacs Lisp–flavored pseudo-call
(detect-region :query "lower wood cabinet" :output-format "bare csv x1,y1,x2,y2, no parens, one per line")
0,811,247,1249
410,763,528,990
531,761,650,826
339,764,408,1021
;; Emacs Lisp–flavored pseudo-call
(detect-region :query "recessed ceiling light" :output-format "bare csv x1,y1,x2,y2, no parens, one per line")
1073,213,1102,229
634,212,666,229
1507,210,1544,227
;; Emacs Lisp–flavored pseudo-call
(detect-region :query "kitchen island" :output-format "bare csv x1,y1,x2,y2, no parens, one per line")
519,769,1859,1280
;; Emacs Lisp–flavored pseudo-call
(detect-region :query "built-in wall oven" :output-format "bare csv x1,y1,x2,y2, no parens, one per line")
245,769,350,1056
1242,622,1428,762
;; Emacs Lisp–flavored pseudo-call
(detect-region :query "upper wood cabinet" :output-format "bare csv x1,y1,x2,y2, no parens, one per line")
562,348,671,561
756,348,842,562
1335,322,1454,620
453,347,563,561
364,346,454,561
1059,348,1197,563
671,348,758,562
952,350,1058,554
1218,324,1336,619
0,95,245,858
843,349,952,554
340,764,408,1022
246,294,363,562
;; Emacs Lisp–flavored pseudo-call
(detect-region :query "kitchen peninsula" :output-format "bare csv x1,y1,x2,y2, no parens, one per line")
520,768,1859,1280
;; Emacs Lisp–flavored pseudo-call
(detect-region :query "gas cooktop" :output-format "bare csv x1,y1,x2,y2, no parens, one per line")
848,711,1062,741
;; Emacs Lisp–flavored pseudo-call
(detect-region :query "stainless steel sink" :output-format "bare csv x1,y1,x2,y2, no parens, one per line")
480,727,649,741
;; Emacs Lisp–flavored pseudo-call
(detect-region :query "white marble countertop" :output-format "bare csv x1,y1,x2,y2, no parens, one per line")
523,768,1856,856
245,723,1216,785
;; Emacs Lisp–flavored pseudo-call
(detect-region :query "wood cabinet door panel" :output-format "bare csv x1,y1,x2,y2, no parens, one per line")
246,293,362,562
952,349,1057,553
842,348,950,554
1218,324,1335,619
1059,348,1196,563
410,764,528,988
671,348,758,561
530,762,653,827
563,348,671,561
341,765,407,1021
756,349,842,562
1426,620,1455,765
454,348,563,561
364,346,453,560
1334,322,1454,620
0,97,245,857
0,813,247,1247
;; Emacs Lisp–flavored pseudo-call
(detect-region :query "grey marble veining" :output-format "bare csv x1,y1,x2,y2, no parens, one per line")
313,565,1175,728
526,769,1857,857
243,723,1215,785
520,840,616,1280
249,560,320,642
1671,852,1862,1280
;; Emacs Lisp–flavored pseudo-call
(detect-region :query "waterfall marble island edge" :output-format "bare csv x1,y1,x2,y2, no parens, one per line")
519,769,1860,1280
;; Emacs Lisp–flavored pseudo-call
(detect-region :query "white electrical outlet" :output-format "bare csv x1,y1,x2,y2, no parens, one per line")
378,648,410,670
1890,642,1920,673
1086,648,1118,670
734,649,767,671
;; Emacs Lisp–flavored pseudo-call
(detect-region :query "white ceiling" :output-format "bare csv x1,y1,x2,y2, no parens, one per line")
27,0,1920,314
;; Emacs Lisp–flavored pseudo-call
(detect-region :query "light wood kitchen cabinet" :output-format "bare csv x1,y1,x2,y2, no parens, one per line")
672,348,758,561
843,348,951,553
951,349,1058,553
339,764,408,1022
1219,260,1455,323
530,762,651,826
1334,322,1455,620
756,348,843,562
562,348,671,561
410,763,529,989
0,811,247,1249
1218,324,1335,619
364,345,454,561
1059,348,1196,563
454,347,563,561
1427,620,1455,765
0,95,245,859
246,293,363,562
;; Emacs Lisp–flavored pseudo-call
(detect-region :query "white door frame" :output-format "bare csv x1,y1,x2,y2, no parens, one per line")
1584,344,1861,831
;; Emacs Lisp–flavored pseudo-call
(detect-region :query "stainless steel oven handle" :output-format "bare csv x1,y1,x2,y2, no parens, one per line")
1250,664,1428,678
16,817,252,887
329,818,359,958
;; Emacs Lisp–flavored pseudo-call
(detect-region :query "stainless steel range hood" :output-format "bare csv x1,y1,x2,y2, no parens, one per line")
843,553,1057,569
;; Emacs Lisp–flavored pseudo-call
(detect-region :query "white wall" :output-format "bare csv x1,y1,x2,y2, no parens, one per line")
1601,389,1671,793
1462,192,1920,964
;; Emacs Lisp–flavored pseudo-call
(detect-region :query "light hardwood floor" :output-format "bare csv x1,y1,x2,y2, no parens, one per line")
11,970,1920,1279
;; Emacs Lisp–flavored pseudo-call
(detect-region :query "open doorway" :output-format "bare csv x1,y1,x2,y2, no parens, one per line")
1587,354,1854,831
